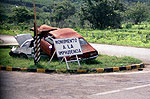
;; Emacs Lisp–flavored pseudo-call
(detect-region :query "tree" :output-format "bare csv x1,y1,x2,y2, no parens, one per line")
0,9,8,23
126,2,149,24
50,0,76,26
80,0,124,29
11,6,34,23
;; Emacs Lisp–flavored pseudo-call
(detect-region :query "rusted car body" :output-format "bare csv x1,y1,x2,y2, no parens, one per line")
38,25,98,60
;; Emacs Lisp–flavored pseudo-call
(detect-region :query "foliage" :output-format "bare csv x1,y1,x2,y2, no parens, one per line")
125,23,132,29
123,0,150,5
1,0,150,29
125,2,149,24
76,23,150,48
10,6,34,23
0,9,8,23
0,23,33,36
50,0,76,27
0,48,142,69
80,0,124,29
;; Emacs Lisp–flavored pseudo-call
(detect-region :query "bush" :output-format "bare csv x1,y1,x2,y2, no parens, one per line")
125,23,132,29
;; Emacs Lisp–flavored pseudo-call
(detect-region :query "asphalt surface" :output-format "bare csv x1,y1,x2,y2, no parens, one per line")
0,71,150,99
0,35,18,45
90,43,150,64
0,34,150,99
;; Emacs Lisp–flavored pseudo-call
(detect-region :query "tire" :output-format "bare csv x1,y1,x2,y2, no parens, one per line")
19,53,28,59
9,51,13,56
9,51,18,57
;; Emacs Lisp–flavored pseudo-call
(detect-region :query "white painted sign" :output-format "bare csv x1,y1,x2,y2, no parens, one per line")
53,38,83,57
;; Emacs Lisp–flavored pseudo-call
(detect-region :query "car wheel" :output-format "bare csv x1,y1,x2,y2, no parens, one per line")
9,51,13,56
9,51,18,57
19,53,28,59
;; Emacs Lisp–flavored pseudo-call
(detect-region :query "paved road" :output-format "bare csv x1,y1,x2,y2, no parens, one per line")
0,35,18,45
0,71,150,99
91,43,150,63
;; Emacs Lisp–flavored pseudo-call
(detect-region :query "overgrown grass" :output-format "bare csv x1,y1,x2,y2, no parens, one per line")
0,29,33,36
0,48,142,70
0,23,33,36
75,23,150,48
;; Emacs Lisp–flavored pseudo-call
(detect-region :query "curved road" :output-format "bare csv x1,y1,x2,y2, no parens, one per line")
0,35,150,63
0,35,18,45
90,43,150,63
1,70,150,99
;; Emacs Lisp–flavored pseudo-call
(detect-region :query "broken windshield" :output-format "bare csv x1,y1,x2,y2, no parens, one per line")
45,36,54,44
79,38,88,46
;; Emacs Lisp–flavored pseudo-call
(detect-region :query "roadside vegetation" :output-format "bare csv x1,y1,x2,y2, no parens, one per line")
0,48,142,69
77,23,150,48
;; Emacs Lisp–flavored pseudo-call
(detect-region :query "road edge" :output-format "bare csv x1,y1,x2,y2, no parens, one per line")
0,63,145,74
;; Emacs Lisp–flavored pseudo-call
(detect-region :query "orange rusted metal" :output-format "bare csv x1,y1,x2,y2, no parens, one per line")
50,28,81,39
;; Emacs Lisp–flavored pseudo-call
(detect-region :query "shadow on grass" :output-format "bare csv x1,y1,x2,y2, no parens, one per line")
81,59,102,65
29,64,45,69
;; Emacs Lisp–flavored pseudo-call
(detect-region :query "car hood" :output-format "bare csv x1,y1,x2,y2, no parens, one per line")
81,44,96,53
15,34,33,46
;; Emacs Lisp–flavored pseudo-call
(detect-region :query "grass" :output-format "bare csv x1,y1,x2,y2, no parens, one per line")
0,24,33,36
0,48,142,70
75,23,150,48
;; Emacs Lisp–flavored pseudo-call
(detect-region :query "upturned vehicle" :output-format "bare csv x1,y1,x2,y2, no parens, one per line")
10,25,98,60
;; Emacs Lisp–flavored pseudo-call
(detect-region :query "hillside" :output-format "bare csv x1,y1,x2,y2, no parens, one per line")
0,0,82,8
0,0,149,8
0,0,149,27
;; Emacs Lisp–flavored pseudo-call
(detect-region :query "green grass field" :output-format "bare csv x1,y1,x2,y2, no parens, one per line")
75,23,150,48
0,48,142,70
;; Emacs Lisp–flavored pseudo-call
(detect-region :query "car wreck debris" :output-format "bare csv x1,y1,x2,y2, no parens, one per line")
10,25,99,64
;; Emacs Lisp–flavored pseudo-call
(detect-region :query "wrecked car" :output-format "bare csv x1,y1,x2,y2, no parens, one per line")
9,34,34,58
38,25,98,60
10,25,98,60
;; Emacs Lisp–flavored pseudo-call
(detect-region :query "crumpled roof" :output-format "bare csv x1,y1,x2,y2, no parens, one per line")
31,24,57,32
49,28,82,39
38,24,57,32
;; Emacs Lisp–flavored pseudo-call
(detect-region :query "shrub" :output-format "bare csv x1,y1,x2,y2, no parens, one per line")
125,23,132,29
